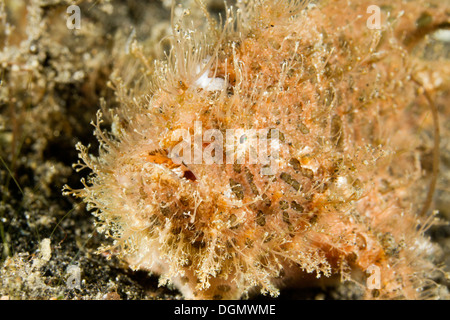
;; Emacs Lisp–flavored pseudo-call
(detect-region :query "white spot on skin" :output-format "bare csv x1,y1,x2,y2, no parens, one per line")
171,166,185,178
299,146,313,155
433,29,450,42
411,238,436,257
336,176,347,188
195,68,227,91
194,58,227,91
